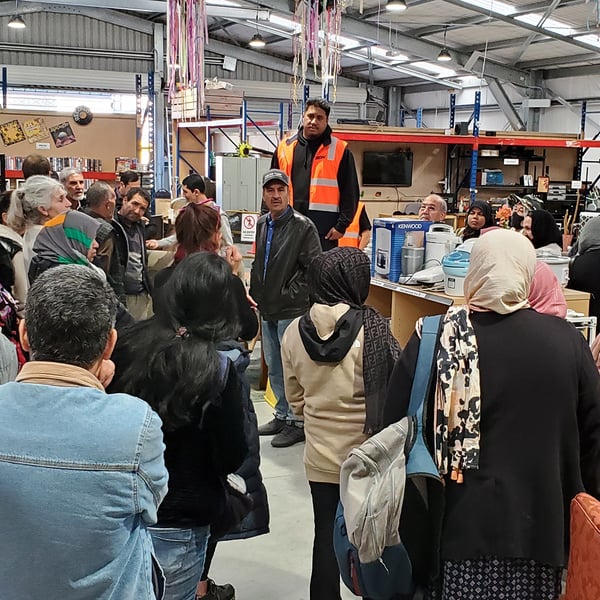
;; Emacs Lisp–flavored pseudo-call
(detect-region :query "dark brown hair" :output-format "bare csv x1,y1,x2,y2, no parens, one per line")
175,202,221,255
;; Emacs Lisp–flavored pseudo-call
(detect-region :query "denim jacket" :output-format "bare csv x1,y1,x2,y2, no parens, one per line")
0,362,169,600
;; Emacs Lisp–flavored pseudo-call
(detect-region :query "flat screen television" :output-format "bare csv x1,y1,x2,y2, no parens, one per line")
362,150,413,187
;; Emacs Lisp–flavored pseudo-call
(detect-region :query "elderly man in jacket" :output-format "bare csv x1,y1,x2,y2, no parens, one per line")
0,265,168,599
250,169,321,448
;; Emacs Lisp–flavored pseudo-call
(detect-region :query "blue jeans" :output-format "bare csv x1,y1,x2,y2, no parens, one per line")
150,525,211,600
261,317,298,422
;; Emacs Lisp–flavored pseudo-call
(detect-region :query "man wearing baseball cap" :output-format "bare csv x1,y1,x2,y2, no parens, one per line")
250,169,321,448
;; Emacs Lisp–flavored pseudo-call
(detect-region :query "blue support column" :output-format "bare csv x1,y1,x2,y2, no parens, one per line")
302,84,310,114
399,109,405,127
469,91,481,204
242,98,248,143
416,108,423,128
135,74,143,168
147,71,155,211
449,93,456,129
1,67,7,109
576,101,587,181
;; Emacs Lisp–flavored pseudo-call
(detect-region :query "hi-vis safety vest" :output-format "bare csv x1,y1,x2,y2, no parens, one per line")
277,134,347,214
338,201,364,247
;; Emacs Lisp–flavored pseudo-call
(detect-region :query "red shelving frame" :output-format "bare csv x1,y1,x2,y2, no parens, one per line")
5,170,117,180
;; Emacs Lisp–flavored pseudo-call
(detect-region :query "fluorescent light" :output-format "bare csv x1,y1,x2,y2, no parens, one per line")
414,61,455,76
269,14,300,32
206,0,241,6
386,0,407,11
8,15,26,29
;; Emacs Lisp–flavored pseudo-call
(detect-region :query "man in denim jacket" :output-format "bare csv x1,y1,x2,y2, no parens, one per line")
0,265,168,600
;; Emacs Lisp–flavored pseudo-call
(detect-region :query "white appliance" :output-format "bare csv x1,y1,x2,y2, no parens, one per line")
425,224,460,269
538,255,570,287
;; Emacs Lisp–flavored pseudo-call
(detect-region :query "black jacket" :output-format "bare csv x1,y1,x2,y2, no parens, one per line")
272,126,359,251
568,249,600,320
218,342,270,541
115,214,152,294
85,209,127,304
250,208,321,321
384,309,600,569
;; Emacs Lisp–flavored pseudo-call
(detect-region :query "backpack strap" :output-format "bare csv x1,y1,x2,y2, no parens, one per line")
406,314,442,478
407,314,442,419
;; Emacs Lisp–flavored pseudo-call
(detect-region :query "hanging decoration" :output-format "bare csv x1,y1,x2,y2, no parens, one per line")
293,0,351,103
167,0,208,117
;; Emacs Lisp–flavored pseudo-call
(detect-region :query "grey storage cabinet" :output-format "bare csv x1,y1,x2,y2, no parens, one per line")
215,156,271,212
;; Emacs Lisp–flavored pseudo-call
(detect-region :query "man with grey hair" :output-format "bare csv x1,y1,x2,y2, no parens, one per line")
418,193,448,222
0,265,168,599
59,167,85,210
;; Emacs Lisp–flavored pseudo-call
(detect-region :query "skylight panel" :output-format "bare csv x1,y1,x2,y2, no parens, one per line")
459,0,515,16
413,61,456,77
515,13,576,35
574,34,600,48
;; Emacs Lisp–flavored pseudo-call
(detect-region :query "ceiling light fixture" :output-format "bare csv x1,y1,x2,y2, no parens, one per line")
248,0,265,49
8,0,25,29
8,14,26,28
249,33,266,48
437,26,451,61
386,0,407,11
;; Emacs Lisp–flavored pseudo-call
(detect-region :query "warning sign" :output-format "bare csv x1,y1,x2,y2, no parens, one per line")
241,213,259,242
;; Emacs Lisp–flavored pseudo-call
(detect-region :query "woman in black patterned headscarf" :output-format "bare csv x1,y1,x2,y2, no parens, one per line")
280,247,401,600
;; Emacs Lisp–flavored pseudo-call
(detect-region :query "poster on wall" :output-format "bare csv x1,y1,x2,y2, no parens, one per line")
23,118,50,143
0,119,26,146
49,122,77,148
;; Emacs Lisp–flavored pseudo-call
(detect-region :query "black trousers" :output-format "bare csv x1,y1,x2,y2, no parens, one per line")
309,481,342,600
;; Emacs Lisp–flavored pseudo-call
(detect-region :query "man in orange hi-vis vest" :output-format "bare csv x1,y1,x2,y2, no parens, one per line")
338,201,372,249
271,97,359,251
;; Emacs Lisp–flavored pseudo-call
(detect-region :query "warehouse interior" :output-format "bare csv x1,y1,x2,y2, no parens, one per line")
1,2,600,599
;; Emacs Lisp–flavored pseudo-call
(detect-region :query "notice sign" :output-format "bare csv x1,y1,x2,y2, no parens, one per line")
241,213,259,242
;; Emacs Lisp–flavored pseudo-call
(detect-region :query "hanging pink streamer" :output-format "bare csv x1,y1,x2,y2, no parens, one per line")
167,0,207,117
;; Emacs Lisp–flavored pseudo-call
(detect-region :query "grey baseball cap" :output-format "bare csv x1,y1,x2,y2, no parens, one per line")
262,169,289,187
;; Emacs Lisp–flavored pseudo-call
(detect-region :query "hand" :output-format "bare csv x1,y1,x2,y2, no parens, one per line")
225,245,243,274
145,239,159,250
97,359,116,388
246,292,258,309
325,227,343,241
591,333,600,371
141,216,150,226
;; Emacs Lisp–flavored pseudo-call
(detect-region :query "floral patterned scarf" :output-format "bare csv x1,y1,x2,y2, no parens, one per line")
428,229,536,483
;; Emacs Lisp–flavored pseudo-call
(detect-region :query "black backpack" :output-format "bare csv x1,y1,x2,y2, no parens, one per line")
0,236,21,291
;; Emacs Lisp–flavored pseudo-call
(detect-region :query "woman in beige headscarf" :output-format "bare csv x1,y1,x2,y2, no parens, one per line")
384,229,600,600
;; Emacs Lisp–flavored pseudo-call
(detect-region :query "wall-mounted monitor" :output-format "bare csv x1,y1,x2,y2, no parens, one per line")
362,150,413,187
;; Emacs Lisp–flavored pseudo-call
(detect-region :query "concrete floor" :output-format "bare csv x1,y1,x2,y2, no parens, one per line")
208,347,356,600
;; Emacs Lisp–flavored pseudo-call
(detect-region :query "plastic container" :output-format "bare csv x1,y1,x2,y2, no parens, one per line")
425,224,460,268
442,250,471,296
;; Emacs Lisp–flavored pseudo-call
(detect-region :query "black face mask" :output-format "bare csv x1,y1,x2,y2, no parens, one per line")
511,213,524,229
